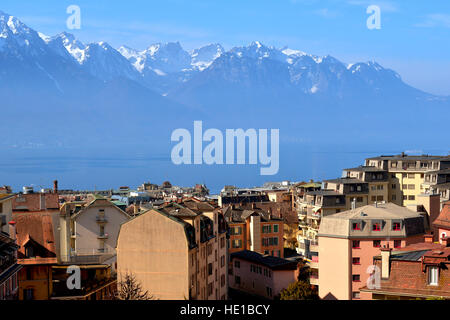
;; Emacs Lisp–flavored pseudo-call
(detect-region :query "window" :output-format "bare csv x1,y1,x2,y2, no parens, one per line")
408,174,415,179
232,239,242,248
394,240,402,248
352,292,360,299
352,257,360,265
372,223,381,231
235,276,241,285
392,184,396,189
208,263,213,276
352,240,360,249
428,267,439,286
234,260,240,268
408,195,415,201
352,275,360,282
408,184,415,190
221,274,225,287
373,240,381,248
392,195,396,201
273,224,279,233
357,197,363,203
352,222,360,230
371,196,376,201
392,222,401,231
220,237,225,248
266,287,273,297
221,255,225,268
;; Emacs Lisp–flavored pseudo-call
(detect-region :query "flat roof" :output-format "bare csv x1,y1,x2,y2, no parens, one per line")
230,250,298,270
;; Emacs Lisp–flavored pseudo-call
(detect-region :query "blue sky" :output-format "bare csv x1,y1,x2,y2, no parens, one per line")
1,0,450,95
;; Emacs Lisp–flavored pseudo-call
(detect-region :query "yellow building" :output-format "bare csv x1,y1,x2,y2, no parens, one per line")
365,154,450,207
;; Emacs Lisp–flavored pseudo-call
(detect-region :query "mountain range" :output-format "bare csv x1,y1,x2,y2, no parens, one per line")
0,9,448,154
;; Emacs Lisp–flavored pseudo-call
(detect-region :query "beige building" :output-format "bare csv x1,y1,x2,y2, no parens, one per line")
58,195,131,269
318,202,426,300
116,200,228,300
364,154,450,207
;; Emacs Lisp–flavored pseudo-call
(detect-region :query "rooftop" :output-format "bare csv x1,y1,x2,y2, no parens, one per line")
343,166,386,172
323,177,366,184
230,250,298,270
366,154,450,161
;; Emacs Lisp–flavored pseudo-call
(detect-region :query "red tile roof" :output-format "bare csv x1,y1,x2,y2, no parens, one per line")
434,201,450,230
13,211,57,264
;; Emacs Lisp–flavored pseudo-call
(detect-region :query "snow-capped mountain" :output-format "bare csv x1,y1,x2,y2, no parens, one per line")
191,43,224,71
0,9,447,150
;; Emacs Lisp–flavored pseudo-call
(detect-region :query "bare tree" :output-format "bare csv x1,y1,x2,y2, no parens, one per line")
115,272,155,300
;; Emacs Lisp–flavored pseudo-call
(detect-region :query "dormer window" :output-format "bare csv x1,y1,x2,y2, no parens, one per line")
392,222,401,231
428,267,439,286
372,222,381,231
352,222,361,230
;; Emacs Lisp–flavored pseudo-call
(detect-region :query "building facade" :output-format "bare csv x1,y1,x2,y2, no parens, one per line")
117,200,229,300
318,202,426,300
223,204,284,258
229,250,298,299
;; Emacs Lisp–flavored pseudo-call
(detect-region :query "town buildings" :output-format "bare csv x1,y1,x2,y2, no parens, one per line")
229,250,298,299
223,204,284,258
318,202,426,300
116,199,229,300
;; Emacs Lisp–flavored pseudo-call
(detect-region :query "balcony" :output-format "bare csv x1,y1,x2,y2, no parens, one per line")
97,233,109,240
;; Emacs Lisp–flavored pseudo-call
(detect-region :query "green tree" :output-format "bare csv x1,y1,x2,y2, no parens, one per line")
279,280,319,300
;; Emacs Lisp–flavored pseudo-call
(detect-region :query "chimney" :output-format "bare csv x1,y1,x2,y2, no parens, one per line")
380,247,392,279
424,234,434,243
8,221,16,241
53,180,58,194
40,192,46,211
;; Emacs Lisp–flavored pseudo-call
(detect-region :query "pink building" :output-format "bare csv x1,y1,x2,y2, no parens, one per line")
318,203,426,300
229,250,298,299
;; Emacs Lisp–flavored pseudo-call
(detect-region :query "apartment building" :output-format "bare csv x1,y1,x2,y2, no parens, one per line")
0,223,21,300
423,169,450,208
223,204,284,258
296,190,346,257
360,239,450,299
342,166,390,204
318,202,426,300
58,195,131,269
116,200,229,300
229,250,298,299
364,154,450,207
